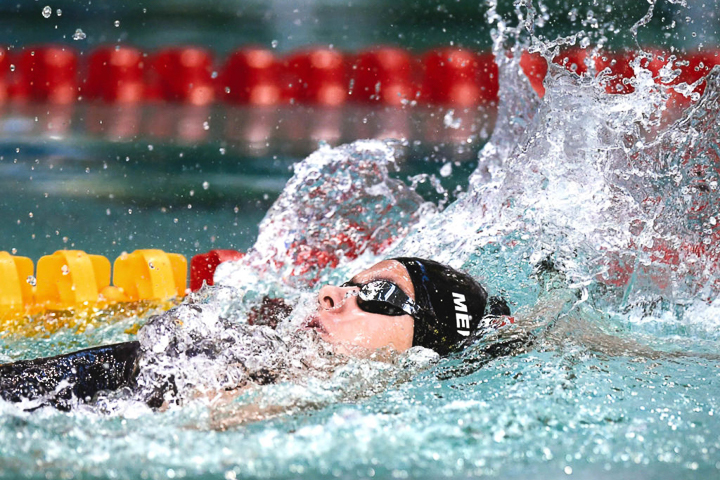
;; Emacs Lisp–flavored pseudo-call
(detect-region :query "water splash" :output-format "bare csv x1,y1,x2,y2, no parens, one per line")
3,1,720,478
215,140,433,291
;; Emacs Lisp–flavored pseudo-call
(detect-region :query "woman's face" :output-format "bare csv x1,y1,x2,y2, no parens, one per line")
306,260,415,355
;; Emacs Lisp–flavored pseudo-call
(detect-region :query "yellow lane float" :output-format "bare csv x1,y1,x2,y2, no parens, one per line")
36,250,112,310
113,249,187,302
0,250,187,333
0,251,34,313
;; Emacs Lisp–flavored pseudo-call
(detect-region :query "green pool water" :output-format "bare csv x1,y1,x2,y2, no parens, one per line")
1,1,719,479
0,104,486,263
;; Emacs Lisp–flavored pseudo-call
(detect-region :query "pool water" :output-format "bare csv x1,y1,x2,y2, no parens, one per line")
2,1,720,480
0,138,287,261
0,104,488,262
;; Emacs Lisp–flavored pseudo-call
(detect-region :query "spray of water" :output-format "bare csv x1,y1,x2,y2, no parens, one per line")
132,0,720,417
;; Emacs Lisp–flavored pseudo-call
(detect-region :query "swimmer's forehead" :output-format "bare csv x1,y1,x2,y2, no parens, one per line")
347,260,415,299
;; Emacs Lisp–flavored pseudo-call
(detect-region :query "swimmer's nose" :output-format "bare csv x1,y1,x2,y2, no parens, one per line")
318,284,354,311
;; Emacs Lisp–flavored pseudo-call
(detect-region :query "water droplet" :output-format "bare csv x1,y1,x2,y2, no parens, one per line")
10,248,16,254
148,262,155,270
56,9,62,16
9,64,15,72
271,40,278,49
440,162,452,177
114,20,120,27
72,28,87,41
28,212,33,218
61,265,69,275
203,121,210,131
26,275,36,287
42,6,52,18
443,109,461,129
218,148,226,155
147,144,154,151
202,181,210,190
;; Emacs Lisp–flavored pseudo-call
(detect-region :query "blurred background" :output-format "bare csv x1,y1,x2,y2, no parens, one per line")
0,0,717,53
0,0,717,265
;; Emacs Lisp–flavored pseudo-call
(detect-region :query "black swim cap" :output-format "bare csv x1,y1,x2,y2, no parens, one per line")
392,257,489,356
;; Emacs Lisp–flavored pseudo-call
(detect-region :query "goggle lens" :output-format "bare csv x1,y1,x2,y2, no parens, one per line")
341,280,418,318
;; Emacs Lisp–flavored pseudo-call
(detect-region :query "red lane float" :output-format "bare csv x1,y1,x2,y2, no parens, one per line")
190,249,245,291
85,46,145,103
149,47,215,105
554,48,589,75
349,47,416,106
519,47,719,102
520,48,590,97
282,48,347,105
664,50,719,109
519,51,547,97
593,49,719,107
0,44,717,108
11,46,78,104
421,48,498,106
594,50,645,94
220,48,281,106
0,47,10,104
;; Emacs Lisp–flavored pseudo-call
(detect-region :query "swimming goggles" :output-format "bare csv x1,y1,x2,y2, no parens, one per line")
340,280,419,318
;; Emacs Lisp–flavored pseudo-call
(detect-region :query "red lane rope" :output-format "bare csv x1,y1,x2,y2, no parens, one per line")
0,45,715,107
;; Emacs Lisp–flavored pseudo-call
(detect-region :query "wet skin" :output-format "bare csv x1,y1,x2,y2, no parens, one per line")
308,260,416,354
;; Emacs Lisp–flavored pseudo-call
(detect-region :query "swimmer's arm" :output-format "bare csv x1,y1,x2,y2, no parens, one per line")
178,384,300,430
208,400,295,430
525,284,720,361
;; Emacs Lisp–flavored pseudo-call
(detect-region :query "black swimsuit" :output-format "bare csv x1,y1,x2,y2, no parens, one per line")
0,341,141,411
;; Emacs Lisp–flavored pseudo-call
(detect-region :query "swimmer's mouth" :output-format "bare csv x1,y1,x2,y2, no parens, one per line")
303,315,328,334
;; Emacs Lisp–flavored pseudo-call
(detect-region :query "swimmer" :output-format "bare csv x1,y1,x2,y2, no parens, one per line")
309,257,508,356
0,257,510,411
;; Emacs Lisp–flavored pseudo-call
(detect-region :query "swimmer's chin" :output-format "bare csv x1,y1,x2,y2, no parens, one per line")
326,342,399,361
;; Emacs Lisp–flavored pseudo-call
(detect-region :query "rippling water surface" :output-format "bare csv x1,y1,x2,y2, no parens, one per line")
2,1,720,479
